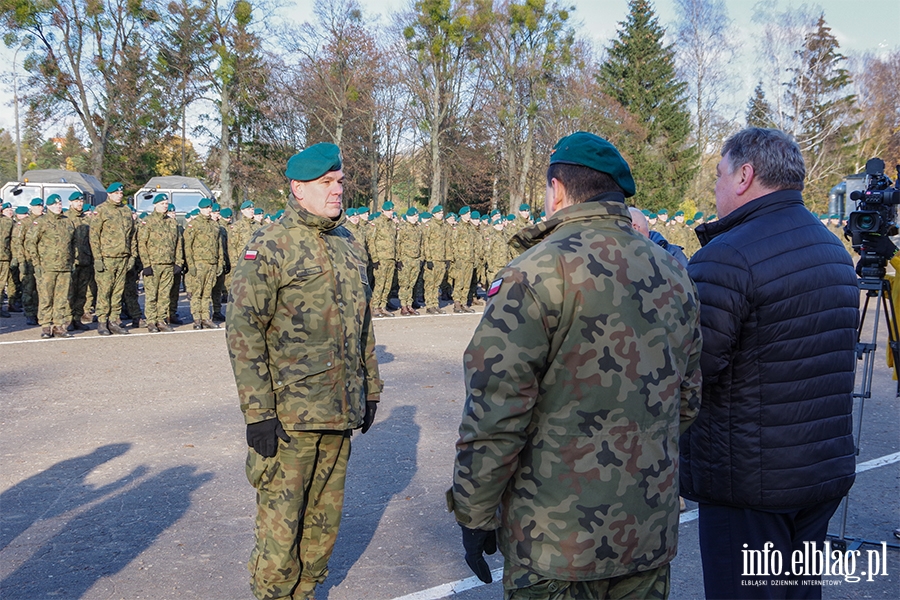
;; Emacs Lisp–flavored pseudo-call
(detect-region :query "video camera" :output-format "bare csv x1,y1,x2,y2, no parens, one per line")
845,158,900,279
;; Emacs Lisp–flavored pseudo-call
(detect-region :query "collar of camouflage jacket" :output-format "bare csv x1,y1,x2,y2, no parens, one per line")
511,192,629,251
281,199,346,233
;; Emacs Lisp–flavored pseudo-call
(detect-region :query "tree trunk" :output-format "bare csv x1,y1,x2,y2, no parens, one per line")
219,83,233,208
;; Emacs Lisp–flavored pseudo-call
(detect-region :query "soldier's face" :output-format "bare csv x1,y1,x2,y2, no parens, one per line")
48,203,62,214
200,207,212,217
292,169,344,219
109,190,123,204
242,208,254,219
70,200,84,212
155,202,168,213
30,205,43,216
2,207,13,218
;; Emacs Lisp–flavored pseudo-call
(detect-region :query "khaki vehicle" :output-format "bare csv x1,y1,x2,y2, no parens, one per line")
1,169,107,209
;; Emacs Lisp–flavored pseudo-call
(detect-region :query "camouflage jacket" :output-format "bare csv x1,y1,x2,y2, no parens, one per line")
26,211,75,272
68,208,93,266
452,221,477,263
450,197,702,581
369,215,397,262
230,217,257,265
397,221,423,260
0,216,12,262
218,222,231,271
226,200,383,430
90,201,136,259
485,227,510,277
12,218,31,263
138,211,180,265
422,219,448,262
184,214,223,266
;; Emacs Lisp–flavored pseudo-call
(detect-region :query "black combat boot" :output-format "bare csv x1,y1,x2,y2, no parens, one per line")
108,321,129,335
97,321,111,336
40,326,52,338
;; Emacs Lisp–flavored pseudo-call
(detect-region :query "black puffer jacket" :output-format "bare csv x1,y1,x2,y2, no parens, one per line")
680,189,859,509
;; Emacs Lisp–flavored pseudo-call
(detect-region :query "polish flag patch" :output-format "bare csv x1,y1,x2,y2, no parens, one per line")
487,278,503,297
244,250,258,260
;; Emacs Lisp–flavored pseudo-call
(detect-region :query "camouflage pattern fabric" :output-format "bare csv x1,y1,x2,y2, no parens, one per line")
26,211,75,326
422,219,449,309
451,222,478,303
36,270,72,327
68,207,94,320
94,257,130,323
18,216,41,319
123,261,143,320
1,216,13,305
397,221,423,307
245,430,350,600
369,215,397,309
169,223,187,320
505,559,669,600
212,222,230,314
185,214,223,321
89,200,136,259
139,211,180,323
450,199,702,583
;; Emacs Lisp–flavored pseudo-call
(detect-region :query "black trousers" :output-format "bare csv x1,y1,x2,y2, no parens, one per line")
698,498,843,600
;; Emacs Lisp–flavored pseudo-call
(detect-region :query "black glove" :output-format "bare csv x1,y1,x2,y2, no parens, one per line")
396,261,403,270
444,260,451,269
372,261,380,268
142,266,154,277
863,235,898,259
246,418,290,457
181,264,188,275
173,264,183,275
426,261,434,269
460,525,497,583
223,265,231,275
361,401,378,434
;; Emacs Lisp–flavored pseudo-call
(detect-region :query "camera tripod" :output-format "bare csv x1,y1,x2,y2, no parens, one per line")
829,275,900,551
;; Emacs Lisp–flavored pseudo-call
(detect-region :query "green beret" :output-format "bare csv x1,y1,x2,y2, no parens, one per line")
254,208,264,215
285,143,342,182
458,206,470,215
550,132,636,198
29,197,43,206
382,201,394,211
357,206,369,214
693,211,704,219
432,205,443,213
519,204,530,211
221,208,233,218
198,198,212,209
211,202,220,212
46,194,61,206
674,210,684,217
686,219,695,226
641,209,650,216
240,200,254,210
406,207,418,217
658,208,668,215
69,191,84,201
153,193,168,204
368,212,379,221
708,214,716,220
188,209,199,217
106,182,123,193
471,210,481,219
507,214,515,221
648,212,658,219
15,206,28,214
167,203,175,212
421,212,432,219
346,207,357,217
447,213,458,220
275,210,285,219
1,202,10,210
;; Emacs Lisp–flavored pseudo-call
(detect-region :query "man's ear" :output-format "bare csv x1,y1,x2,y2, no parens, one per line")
548,177,568,214
290,179,304,201
736,163,755,196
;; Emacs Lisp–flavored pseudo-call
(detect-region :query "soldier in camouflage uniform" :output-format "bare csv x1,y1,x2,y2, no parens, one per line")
397,207,423,315
19,198,45,325
0,203,12,317
369,202,398,317
449,132,702,600
449,207,477,313
422,205,449,314
184,198,224,329
229,202,258,295
167,204,188,325
67,192,94,329
7,206,30,313
226,143,382,600
138,194,181,332
90,183,137,335
26,195,75,338
210,204,231,321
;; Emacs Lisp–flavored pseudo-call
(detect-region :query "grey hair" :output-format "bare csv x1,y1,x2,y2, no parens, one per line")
722,128,806,191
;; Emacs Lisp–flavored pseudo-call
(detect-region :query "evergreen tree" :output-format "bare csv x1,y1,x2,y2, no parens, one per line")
597,0,697,212
746,81,774,128
787,14,859,211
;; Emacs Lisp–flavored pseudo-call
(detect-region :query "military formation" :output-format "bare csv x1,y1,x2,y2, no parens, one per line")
0,187,269,338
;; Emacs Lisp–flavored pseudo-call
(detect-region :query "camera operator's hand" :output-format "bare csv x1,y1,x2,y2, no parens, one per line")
864,235,898,260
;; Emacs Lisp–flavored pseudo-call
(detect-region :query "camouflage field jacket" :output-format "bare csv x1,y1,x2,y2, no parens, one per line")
450,196,703,581
226,201,383,430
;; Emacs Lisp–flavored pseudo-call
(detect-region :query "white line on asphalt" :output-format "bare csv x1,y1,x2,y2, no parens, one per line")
391,450,900,600
0,327,223,345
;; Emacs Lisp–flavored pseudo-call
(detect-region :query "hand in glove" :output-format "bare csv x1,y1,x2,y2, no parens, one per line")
460,525,498,583
863,235,898,259
361,401,378,434
246,418,290,457
142,266,154,277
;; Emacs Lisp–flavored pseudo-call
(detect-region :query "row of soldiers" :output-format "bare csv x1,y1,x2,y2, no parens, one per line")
0,186,265,337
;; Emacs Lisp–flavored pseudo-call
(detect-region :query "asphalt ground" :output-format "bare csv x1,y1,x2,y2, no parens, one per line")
0,293,898,600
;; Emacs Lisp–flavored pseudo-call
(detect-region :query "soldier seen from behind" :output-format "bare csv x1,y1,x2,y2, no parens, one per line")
449,132,702,600
226,143,383,600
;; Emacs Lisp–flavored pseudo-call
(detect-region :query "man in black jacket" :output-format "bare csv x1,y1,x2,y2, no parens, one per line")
682,127,859,599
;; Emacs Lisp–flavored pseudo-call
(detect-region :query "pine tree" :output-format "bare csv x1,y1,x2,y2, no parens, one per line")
746,81,774,128
597,0,697,212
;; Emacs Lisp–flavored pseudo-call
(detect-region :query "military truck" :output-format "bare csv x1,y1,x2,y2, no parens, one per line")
133,176,214,218
1,169,107,209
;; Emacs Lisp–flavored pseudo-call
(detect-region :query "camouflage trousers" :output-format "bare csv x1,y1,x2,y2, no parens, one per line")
450,261,476,304
212,271,226,314
371,259,396,310
423,260,449,309
95,257,129,323
169,268,183,320
22,261,37,318
37,269,72,327
144,264,174,324
190,262,217,321
397,259,422,306
246,430,351,600
123,266,142,320
0,260,9,305
69,264,94,320
504,560,670,600
8,262,21,305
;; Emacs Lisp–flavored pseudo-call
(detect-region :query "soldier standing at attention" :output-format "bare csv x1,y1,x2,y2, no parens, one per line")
210,203,230,321
90,182,137,335
0,202,12,318
67,192,94,329
229,202,257,287
449,132,702,599
369,201,398,317
449,207,476,313
422,205,448,314
26,194,75,338
397,207,423,315
184,198,223,329
8,206,31,314
226,143,382,600
138,194,180,332
20,197,45,325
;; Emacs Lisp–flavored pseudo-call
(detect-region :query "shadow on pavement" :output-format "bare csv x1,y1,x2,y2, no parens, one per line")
0,443,139,550
0,463,213,599
319,404,419,597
